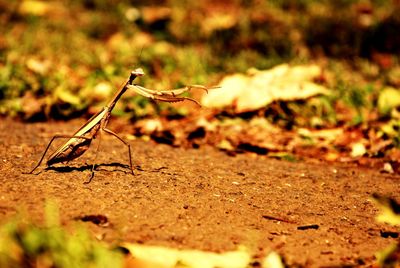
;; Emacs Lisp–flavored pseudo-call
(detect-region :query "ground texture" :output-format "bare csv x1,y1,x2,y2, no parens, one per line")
0,118,399,267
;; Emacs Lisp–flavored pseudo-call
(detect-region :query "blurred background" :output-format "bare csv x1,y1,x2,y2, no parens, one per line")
1,0,400,165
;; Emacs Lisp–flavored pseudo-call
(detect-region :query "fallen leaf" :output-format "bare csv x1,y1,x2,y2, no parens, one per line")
371,194,400,226
136,119,164,134
19,0,50,16
378,87,400,116
324,152,340,161
388,66,400,87
375,243,400,268
217,139,234,151
350,142,367,157
54,86,81,106
382,162,394,174
125,7,141,22
262,251,285,268
18,0,65,17
202,13,238,35
21,92,45,120
297,128,344,148
92,82,113,101
202,64,329,113
122,243,250,268
26,58,51,75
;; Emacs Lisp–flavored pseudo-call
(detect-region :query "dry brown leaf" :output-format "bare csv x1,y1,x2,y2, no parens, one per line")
21,92,45,120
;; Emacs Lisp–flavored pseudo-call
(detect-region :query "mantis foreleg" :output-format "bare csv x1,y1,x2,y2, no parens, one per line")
127,85,210,106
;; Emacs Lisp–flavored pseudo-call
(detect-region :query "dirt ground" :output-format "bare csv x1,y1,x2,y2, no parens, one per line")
0,117,399,267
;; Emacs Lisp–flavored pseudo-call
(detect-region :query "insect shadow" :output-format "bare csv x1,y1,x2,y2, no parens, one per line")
44,162,139,175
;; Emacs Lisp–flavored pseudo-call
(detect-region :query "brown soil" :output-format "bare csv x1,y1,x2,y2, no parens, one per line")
0,117,399,267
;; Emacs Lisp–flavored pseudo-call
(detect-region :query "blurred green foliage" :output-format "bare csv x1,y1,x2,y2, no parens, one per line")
0,0,399,125
372,194,400,267
0,201,123,268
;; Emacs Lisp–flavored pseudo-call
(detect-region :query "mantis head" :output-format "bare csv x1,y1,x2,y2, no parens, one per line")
131,68,145,77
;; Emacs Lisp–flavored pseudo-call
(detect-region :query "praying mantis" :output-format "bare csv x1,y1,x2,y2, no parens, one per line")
25,68,211,183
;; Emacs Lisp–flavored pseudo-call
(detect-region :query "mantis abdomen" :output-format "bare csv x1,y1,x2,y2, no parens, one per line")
46,119,103,166
47,138,93,166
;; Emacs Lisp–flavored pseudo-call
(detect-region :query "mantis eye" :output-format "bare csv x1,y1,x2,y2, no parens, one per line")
132,68,145,76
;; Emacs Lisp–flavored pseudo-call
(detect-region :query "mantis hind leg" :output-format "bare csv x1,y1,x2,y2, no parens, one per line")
102,127,134,176
24,135,91,175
